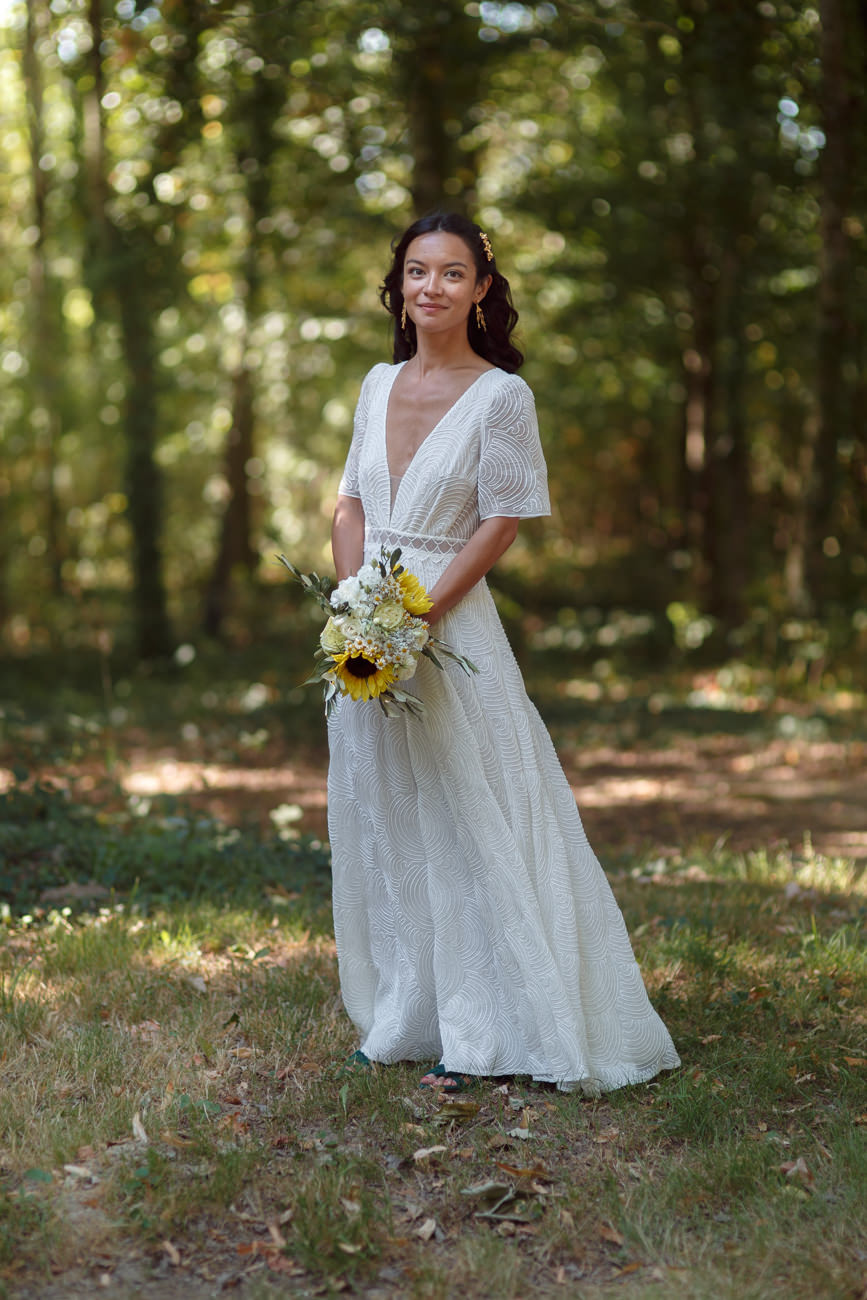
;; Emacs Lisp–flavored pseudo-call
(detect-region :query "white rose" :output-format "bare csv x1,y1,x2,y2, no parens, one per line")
395,655,418,681
373,600,404,631
319,616,346,655
336,615,361,640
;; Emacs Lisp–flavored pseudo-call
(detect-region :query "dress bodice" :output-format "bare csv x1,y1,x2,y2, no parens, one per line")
338,362,550,581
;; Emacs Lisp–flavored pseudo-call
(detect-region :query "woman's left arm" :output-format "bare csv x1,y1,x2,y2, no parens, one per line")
424,515,519,625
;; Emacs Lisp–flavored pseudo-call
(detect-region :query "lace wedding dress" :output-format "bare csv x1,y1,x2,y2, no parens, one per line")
327,362,680,1092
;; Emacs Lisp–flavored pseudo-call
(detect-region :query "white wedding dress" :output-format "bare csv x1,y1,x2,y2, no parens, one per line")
327,361,680,1092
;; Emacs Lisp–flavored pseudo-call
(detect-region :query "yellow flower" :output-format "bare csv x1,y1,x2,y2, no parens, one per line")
397,568,433,615
332,651,397,701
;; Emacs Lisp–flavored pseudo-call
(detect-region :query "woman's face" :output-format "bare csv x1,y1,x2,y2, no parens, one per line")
401,231,491,336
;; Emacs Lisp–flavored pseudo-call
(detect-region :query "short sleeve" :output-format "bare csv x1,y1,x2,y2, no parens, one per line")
477,375,550,520
337,364,386,498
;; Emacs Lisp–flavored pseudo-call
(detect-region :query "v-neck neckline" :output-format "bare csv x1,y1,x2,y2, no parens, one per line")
383,361,494,482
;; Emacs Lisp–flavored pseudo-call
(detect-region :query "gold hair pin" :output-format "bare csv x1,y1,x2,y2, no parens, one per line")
479,231,494,262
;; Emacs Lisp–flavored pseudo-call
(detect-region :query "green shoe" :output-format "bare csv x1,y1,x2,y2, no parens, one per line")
419,1063,473,1093
339,1049,373,1076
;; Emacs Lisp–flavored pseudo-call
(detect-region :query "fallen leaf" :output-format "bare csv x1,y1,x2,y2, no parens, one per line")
337,1242,362,1255
495,1162,549,1181
701,1034,722,1045
506,1127,530,1140
592,1125,621,1144
843,1057,866,1067
339,1197,361,1216
460,1180,513,1203
477,1198,542,1224
267,1223,287,1249
613,1262,642,1277
559,1208,575,1229
415,1217,437,1241
266,1254,305,1276
159,1130,194,1149
488,1133,514,1149
127,1019,161,1039
63,1165,95,1181
187,976,208,994
599,1223,624,1246
161,1241,180,1266
780,1156,814,1187
413,1145,448,1162
436,1097,480,1120
132,1112,148,1143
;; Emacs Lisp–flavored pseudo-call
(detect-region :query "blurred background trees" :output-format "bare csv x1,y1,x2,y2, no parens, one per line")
1,0,865,667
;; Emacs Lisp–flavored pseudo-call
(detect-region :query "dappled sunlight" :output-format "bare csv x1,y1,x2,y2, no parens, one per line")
557,734,867,863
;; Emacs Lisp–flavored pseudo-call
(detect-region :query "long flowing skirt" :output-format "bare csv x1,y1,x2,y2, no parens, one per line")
327,576,679,1093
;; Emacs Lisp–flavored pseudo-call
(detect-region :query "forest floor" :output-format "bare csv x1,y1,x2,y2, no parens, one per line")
1,652,866,1299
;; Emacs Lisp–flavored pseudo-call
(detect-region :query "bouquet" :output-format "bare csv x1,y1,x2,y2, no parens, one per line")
278,547,478,717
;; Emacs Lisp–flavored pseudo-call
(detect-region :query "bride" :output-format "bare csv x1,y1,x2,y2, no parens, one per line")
327,211,680,1093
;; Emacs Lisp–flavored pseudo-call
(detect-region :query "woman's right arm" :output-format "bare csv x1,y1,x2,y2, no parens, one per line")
331,494,365,580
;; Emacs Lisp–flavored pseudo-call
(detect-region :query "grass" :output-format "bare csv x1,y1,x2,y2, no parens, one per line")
0,648,865,1296
0,828,864,1298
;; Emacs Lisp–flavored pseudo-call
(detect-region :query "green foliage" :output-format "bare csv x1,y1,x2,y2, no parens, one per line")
0,770,331,915
1,0,865,658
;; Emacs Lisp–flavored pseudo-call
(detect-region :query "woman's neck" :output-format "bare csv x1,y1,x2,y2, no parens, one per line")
410,330,483,379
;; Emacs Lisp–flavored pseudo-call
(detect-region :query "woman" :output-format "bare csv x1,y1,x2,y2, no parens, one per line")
329,211,679,1093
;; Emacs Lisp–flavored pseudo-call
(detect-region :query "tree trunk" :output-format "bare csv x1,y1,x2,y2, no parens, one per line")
23,0,64,597
203,364,256,637
117,263,174,659
202,36,283,639
81,0,173,659
387,1,484,216
707,248,750,627
809,0,862,601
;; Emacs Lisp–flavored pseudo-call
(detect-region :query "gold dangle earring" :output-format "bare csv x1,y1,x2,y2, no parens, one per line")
401,303,407,332
475,302,486,332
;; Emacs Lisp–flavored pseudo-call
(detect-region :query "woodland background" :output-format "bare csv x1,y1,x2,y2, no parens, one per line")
1,0,865,676
1,9,866,1293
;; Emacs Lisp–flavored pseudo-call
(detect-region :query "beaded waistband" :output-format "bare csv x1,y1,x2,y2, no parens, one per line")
365,527,466,558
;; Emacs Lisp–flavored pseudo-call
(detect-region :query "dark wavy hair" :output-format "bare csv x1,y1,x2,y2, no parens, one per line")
379,211,523,373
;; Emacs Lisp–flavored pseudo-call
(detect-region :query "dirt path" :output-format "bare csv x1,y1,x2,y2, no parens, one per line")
33,729,865,866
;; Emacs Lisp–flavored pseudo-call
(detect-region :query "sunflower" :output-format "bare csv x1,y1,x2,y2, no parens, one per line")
332,651,397,701
396,568,433,616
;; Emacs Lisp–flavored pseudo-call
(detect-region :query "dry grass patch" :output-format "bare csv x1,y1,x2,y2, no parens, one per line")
0,844,865,1298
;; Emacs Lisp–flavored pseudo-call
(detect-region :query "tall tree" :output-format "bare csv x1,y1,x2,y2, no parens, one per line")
78,0,215,658
23,0,64,598
808,0,866,601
